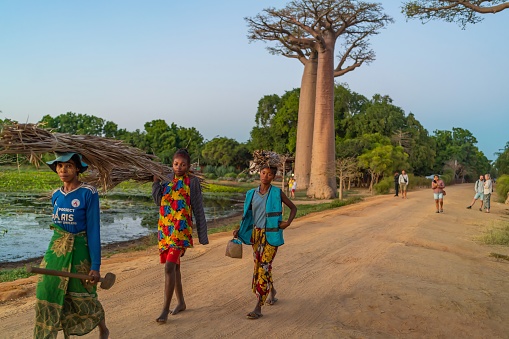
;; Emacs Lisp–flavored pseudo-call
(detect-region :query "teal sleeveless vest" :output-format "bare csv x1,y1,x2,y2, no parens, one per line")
237,185,284,247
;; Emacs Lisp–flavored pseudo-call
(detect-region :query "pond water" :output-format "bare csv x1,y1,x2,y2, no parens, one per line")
0,192,243,263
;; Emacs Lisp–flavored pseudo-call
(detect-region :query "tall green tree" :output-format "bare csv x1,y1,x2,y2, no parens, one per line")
343,94,407,139
177,127,205,163
358,144,408,192
402,113,436,176
143,120,204,164
494,142,509,176
40,112,106,136
249,90,299,155
431,127,489,179
202,137,250,168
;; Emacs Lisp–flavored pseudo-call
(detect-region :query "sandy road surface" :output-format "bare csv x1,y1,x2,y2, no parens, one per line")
1,184,509,338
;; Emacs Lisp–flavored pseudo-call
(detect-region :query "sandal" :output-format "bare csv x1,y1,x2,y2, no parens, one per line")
246,312,263,320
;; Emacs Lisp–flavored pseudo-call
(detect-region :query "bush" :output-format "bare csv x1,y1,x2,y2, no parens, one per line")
439,170,455,186
224,172,237,179
237,173,247,179
215,166,237,178
203,172,217,179
496,175,509,203
408,174,432,189
374,177,392,194
203,165,216,174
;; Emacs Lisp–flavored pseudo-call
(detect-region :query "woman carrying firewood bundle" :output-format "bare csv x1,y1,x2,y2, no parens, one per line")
34,152,109,339
234,152,297,320
152,148,209,323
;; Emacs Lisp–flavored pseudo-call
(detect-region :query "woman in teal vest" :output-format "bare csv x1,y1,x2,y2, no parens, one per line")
234,164,297,320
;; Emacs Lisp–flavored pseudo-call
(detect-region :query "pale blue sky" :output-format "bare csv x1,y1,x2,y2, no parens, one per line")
1,1,507,160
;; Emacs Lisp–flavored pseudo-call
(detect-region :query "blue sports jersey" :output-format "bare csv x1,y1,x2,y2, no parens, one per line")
51,183,101,271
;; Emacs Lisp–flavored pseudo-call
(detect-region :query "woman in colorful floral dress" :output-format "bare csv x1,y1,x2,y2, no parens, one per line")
152,149,209,323
234,164,297,320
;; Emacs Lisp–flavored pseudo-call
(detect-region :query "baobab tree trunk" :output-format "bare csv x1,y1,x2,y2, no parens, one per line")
294,51,317,190
307,36,337,199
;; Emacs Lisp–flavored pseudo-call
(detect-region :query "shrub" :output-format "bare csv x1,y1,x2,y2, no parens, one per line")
496,175,509,203
203,165,216,174
407,174,431,189
224,172,237,179
204,172,217,179
439,169,455,186
374,177,392,194
237,173,247,179
215,166,237,178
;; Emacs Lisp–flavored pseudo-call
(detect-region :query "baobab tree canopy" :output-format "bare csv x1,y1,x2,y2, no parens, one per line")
402,1,509,28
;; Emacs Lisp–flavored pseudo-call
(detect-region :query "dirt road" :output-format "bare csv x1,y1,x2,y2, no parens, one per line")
1,184,509,338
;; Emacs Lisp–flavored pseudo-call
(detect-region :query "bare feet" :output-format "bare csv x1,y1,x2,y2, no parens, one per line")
156,309,170,323
98,319,109,338
171,303,186,315
99,328,110,339
267,288,278,305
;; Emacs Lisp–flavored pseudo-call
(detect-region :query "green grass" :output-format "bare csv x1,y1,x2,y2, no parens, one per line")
0,166,60,192
0,267,34,283
479,220,509,246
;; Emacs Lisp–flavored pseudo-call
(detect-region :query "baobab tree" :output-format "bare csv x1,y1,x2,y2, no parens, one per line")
246,0,392,198
246,15,378,190
402,1,509,28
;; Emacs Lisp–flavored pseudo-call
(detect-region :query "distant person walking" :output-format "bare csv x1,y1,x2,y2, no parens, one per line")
291,177,297,199
466,175,484,211
431,174,445,213
483,174,493,213
399,170,409,199
288,176,294,196
394,171,400,197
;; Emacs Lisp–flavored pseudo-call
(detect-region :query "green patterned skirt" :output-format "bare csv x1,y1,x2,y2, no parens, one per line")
34,225,104,339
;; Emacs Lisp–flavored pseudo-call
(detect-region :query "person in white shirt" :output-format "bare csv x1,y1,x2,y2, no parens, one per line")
398,170,409,199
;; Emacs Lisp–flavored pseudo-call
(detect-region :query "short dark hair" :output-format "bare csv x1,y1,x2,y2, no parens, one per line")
173,148,191,164
260,164,277,176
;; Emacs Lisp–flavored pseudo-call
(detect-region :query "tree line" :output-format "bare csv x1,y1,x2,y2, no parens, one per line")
0,80,500,186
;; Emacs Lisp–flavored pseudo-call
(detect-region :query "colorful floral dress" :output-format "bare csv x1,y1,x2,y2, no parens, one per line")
251,227,278,305
157,174,194,253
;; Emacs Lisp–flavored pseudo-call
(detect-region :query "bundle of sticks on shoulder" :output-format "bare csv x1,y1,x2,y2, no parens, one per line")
0,123,202,192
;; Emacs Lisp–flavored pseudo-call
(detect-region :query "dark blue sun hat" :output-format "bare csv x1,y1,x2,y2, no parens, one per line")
46,152,89,173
